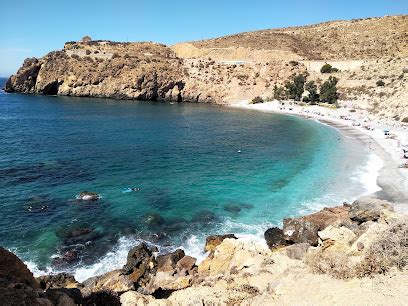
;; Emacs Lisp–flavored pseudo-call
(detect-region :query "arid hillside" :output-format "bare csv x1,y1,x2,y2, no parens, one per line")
5,15,408,121
173,15,408,61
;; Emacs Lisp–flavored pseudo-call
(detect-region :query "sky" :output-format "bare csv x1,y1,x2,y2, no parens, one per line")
0,0,407,77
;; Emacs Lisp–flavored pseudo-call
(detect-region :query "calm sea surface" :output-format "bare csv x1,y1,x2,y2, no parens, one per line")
0,77,378,280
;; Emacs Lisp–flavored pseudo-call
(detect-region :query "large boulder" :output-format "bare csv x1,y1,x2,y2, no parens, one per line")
285,243,310,260
199,239,269,276
204,234,237,253
283,205,351,246
349,197,393,223
318,226,356,251
0,247,69,306
264,227,287,250
123,243,157,287
81,270,134,296
156,249,185,272
37,273,79,290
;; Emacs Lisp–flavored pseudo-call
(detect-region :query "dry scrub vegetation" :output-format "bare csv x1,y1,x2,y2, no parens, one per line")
306,219,408,279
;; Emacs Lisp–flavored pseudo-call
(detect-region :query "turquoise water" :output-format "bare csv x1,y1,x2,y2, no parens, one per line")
0,78,377,280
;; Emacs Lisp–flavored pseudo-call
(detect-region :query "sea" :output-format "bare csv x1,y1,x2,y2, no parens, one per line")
0,77,382,281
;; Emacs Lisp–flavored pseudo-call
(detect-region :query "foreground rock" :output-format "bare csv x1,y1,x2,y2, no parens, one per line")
349,197,393,223
282,205,352,246
204,234,237,254
0,247,75,305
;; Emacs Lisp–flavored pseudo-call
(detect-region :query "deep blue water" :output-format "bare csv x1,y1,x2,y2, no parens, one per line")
0,77,376,280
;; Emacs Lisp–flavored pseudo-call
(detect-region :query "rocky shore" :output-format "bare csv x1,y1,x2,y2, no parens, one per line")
2,197,407,305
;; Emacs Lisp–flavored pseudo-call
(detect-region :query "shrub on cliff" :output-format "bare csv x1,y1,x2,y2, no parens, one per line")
251,96,264,104
306,219,408,279
376,80,385,86
81,35,92,42
320,63,339,73
319,76,339,104
285,74,306,101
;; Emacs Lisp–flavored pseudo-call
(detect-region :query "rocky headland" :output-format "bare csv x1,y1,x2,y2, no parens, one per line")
1,197,407,305
5,15,408,121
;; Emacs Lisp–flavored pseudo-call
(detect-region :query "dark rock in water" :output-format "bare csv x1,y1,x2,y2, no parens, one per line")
285,243,310,260
163,217,188,233
78,191,100,201
23,195,53,213
52,250,79,266
156,249,185,272
37,273,79,290
143,213,165,227
223,203,253,214
349,197,393,223
204,234,237,253
264,227,287,250
283,205,352,246
223,203,241,213
60,226,101,245
192,210,217,223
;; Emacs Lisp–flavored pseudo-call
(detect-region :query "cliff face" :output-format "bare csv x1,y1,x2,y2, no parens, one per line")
5,40,305,104
5,15,408,121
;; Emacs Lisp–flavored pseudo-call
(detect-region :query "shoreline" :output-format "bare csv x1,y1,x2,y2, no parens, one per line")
231,99,408,213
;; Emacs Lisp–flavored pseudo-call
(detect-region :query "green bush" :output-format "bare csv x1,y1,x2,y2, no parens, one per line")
376,80,385,86
285,74,306,101
320,63,339,73
305,81,319,104
319,76,339,104
273,84,286,100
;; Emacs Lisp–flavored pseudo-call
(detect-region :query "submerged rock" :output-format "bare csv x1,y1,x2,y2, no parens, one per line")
349,197,393,223
77,191,100,201
204,234,237,253
191,210,217,223
143,213,165,227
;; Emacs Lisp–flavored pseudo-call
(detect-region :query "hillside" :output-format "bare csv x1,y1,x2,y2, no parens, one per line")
172,15,408,61
5,15,408,121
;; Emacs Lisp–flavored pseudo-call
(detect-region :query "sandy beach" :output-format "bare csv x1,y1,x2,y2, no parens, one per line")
232,100,408,213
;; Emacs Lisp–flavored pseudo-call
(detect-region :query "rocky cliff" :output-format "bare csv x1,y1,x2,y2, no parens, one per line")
5,15,408,120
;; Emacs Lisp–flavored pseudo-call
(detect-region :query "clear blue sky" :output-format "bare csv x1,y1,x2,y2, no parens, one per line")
0,0,407,76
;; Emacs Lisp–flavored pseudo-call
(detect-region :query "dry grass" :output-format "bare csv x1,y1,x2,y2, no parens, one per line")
356,219,408,277
306,219,408,279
